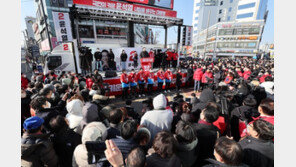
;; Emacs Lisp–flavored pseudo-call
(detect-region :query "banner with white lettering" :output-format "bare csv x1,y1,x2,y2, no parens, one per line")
52,12,73,44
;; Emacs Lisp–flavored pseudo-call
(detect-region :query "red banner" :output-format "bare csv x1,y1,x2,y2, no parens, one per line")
126,0,174,9
73,0,177,18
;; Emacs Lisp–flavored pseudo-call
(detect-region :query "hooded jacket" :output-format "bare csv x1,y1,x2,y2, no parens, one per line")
202,72,214,83
193,68,203,81
72,122,107,167
192,89,216,118
66,99,84,130
175,138,199,167
21,133,58,167
140,94,173,141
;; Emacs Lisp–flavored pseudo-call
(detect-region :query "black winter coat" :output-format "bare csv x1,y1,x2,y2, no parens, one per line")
51,128,82,167
140,51,149,58
239,136,274,167
203,159,249,167
94,51,102,61
192,89,216,120
21,133,58,167
120,53,128,62
194,123,220,167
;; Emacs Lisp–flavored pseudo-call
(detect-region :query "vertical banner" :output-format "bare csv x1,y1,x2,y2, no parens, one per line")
52,11,73,44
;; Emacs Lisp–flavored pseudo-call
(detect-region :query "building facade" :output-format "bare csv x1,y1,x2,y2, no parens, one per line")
192,0,268,56
25,16,37,40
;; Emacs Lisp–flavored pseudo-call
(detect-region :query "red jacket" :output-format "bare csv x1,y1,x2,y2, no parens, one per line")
149,51,155,58
237,71,243,77
240,115,274,138
145,71,155,81
202,72,213,83
128,73,137,83
260,74,272,83
243,71,251,80
193,68,204,81
86,78,94,89
165,71,173,80
157,71,165,80
224,76,233,84
172,53,178,61
120,73,129,84
137,71,146,82
166,51,173,61
21,76,29,89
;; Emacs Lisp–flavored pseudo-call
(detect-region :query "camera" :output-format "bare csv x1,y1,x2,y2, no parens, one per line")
85,141,107,164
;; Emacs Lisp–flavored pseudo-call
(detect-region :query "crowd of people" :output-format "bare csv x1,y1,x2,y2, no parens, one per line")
21,57,274,167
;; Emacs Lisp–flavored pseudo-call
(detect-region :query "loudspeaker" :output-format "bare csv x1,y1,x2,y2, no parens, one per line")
105,70,117,78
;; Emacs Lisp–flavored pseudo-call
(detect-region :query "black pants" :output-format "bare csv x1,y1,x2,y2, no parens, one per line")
147,84,153,95
165,82,171,90
139,83,145,95
173,60,177,68
176,83,181,92
130,86,137,97
158,82,164,92
122,87,129,99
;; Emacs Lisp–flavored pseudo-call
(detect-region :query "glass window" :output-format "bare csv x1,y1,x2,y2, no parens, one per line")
194,24,198,27
194,30,198,34
227,16,231,21
196,3,200,7
236,13,254,19
229,7,232,12
195,10,199,14
238,2,256,10
195,17,198,20
218,18,221,22
219,9,222,14
220,1,223,6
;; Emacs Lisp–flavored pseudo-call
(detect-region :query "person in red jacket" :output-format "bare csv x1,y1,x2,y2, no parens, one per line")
86,75,94,89
193,66,204,92
137,68,146,97
145,68,155,95
120,69,129,100
156,68,165,92
166,50,173,68
202,69,213,89
149,49,155,58
243,68,251,80
236,68,243,78
259,72,272,83
224,72,234,85
164,68,173,93
172,50,178,68
128,69,138,98
21,73,29,90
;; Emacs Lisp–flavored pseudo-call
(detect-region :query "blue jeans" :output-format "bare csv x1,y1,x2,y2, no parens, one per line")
194,80,200,92
95,61,103,71
121,62,126,70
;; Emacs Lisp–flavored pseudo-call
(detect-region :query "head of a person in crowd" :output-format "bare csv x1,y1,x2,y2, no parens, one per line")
149,68,153,73
122,69,126,74
80,89,90,102
81,122,107,144
21,88,27,99
30,96,50,111
122,50,125,53
153,131,176,159
121,120,138,140
206,69,210,73
159,67,163,72
34,82,43,90
126,100,132,107
109,109,123,125
258,98,274,116
81,102,99,129
126,147,146,167
135,126,151,146
110,48,113,52
143,47,146,51
131,69,135,73
23,116,44,134
49,115,69,134
214,137,243,166
200,104,219,123
153,94,167,110
248,119,274,140
39,87,53,100
120,107,129,121
140,68,143,72
265,76,273,82
97,48,100,51
243,95,257,107
175,120,197,144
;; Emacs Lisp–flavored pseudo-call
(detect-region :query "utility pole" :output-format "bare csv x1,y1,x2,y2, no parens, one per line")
39,0,53,51
203,10,211,58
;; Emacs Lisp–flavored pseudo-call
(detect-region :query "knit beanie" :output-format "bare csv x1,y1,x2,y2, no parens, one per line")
81,122,107,144
153,94,167,110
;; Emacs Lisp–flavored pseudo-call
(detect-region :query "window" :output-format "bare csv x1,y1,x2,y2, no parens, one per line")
218,18,221,22
195,17,198,20
219,9,222,14
195,10,199,14
194,24,198,27
196,3,200,7
238,2,256,10
220,1,223,6
227,16,231,21
229,7,232,12
236,12,254,19
194,30,198,34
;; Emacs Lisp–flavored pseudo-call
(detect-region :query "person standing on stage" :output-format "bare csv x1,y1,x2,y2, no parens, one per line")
164,68,173,93
128,69,138,98
157,68,165,92
166,49,173,68
172,49,178,68
140,47,149,58
94,48,102,71
120,50,128,70
137,68,146,97
120,70,129,100
146,68,155,95
176,68,182,92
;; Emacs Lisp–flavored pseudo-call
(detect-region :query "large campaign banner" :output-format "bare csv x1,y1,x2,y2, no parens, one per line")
126,0,174,9
73,0,177,17
52,11,73,44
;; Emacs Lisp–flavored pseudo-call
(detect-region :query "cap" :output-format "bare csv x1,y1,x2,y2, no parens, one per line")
23,116,44,130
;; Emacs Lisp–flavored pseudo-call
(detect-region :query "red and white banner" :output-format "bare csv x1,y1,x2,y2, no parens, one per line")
126,0,174,9
103,72,187,96
73,0,177,18
52,12,73,44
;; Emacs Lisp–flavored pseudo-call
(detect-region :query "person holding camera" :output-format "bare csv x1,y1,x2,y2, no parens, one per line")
202,69,213,89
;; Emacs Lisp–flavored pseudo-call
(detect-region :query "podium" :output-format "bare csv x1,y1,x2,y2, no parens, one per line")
140,58,154,71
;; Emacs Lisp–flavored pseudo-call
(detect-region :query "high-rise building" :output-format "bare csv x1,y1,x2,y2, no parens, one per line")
25,16,36,40
192,0,269,56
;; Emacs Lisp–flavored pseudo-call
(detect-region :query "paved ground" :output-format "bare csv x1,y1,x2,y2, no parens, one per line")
107,87,201,113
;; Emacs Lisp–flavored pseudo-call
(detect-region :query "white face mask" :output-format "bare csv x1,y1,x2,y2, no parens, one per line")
45,101,51,108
